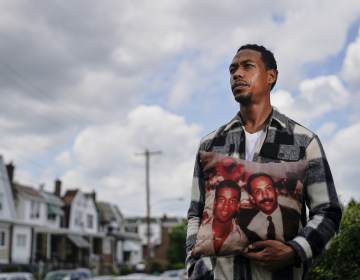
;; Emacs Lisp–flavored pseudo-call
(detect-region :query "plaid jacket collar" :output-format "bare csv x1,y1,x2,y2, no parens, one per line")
223,107,286,133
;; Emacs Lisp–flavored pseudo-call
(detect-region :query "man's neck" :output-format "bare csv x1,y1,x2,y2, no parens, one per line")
212,219,233,237
240,102,272,133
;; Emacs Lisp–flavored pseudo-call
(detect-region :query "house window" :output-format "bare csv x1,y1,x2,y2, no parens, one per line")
16,234,26,247
30,201,40,219
0,193,3,211
75,211,83,226
87,214,93,229
48,213,56,221
0,231,6,247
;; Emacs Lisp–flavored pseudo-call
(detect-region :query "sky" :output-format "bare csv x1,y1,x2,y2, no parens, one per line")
0,0,360,217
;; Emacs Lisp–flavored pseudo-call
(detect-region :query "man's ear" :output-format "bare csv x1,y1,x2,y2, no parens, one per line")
249,195,255,205
267,69,277,85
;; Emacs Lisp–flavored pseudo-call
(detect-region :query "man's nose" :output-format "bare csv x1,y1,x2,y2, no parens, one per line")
233,68,244,79
223,200,232,208
264,190,271,198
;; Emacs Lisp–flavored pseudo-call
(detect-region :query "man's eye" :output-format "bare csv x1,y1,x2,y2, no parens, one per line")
244,63,253,69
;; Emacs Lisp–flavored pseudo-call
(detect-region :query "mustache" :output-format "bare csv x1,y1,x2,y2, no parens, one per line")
259,198,274,204
231,80,249,90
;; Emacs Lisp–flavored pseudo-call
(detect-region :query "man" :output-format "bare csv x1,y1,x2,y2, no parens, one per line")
242,173,300,243
186,44,342,280
193,180,248,256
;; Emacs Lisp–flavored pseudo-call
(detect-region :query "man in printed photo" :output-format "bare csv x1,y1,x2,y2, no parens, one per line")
193,180,247,256
242,173,300,243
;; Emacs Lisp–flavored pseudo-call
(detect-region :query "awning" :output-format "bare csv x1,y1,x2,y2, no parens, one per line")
67,234,90,248
123,240,140,251
48,204,64,216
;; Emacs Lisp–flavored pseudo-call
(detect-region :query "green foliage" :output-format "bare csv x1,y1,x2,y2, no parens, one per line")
147,260,165,273
309,199,360,280
119,264,134,275
166,222,187,269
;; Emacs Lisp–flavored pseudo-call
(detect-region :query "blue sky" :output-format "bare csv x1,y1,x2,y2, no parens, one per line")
0,1,359,217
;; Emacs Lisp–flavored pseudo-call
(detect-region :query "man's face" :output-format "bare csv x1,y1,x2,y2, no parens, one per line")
229,49,276,105
249,176,278,215
214,187,240,223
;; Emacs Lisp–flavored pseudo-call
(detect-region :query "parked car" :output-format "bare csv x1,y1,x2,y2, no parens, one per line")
75,269,92,279
44,269,91,280
115,274,160,280
160,269,186,280
88,276,115,280
0,273,34,280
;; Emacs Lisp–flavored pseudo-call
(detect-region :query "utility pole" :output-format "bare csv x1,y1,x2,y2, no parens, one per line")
136,149,162,262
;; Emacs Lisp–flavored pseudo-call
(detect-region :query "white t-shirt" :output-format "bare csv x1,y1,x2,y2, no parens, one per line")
244,129,266,161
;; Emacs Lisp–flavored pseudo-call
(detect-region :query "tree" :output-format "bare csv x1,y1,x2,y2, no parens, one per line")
309,199,360,280
167,222,187,269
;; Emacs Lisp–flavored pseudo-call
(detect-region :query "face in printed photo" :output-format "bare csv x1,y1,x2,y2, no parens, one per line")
214,185,240,223
247,174,278,215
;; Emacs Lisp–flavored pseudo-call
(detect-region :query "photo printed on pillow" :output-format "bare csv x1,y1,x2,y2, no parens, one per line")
192,151,308,257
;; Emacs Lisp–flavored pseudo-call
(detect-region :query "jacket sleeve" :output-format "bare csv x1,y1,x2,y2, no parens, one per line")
287,135,342,272
185,148,213,279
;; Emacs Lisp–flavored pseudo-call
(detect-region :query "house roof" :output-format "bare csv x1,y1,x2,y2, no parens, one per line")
111,231,141,241
126,217,160,224
41,191,64,207
62,189,78,205
125,216,186,226
13,182,46,202
97,202,124,224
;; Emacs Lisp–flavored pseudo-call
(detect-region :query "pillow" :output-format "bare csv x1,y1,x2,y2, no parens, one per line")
192,151,308,257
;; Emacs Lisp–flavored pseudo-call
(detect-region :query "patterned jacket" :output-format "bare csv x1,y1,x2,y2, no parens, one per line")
186,108,342,280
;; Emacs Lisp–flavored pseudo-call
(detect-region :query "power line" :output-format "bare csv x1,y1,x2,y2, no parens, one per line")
0,62,85,126
0,62,88,170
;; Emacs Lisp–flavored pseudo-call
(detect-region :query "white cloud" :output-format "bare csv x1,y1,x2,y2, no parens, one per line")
59,105,202,216
168,62,197,108
325,123,360,203
317,122,337,140
55,151,72,168
342,28,360,87
271,75,350,126
1,1,360,218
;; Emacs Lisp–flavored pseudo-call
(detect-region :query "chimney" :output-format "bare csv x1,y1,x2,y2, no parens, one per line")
6,162,15,184
54,179,62,197
91,190,96,202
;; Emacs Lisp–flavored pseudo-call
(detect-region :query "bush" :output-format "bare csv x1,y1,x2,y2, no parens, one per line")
309,199,360,280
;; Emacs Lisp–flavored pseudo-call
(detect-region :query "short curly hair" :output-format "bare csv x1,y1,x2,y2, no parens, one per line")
215,180,241,201
245,173,275,195
237,44,278,90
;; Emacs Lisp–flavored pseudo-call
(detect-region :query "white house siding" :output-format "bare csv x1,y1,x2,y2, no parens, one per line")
69,192,98,234
47,215,61,229
16,197,26,221
138,223,161,246
0,157,16,264
11,224,32,264
0,223,10,264
115,240,123,264
0,157,16,220
123,240,142,266
24,200,47,226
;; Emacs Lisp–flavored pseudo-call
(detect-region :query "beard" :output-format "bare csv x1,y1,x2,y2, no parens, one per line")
234,93,251,106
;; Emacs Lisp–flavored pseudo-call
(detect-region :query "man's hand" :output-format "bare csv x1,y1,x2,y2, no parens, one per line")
242,240,296,272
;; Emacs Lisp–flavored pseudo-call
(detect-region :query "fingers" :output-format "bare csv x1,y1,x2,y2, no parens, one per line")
250,240,274,249
245,251,265,261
